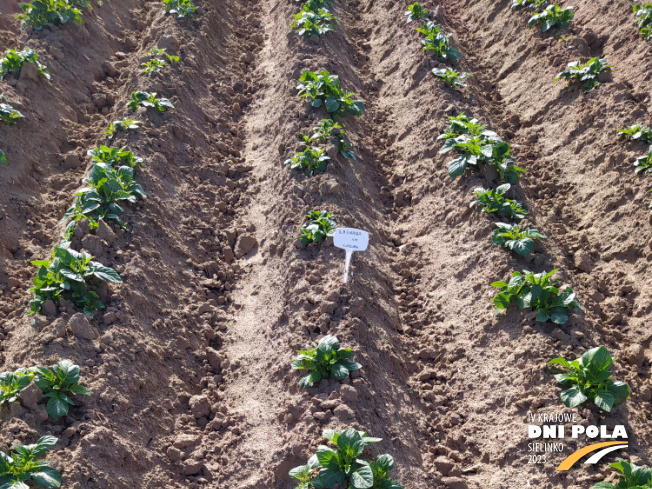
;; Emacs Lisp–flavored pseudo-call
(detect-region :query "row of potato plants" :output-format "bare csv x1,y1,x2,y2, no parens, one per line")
282,11,406,485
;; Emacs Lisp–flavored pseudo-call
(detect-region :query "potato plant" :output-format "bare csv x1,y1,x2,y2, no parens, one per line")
128,91,174,112
163,0,196,17
291,6,340,37
548,346,630,412
292,335,361,387
633,3,652,41
0,149,6,165
290,428,403,489
299,210,336,245
432,67,472,87
633,150,652,175
491,223,546,256
17,0,90,30
141,48,180,76
471,184,527,220
31,360,92,419
405,2,428,22
417,23,462,61
285,147,330,176
0,95,24,126
511,0,547,10
0,436,61,489
88,146,144,168
0,369,34,406
102,119,143,140
296,71,364,119
528,4,574,32
554,58,612,92
491,268,580,324
304,119,355,159
619,124,652,143
0,49,50,80
594,459,652,489
28,245,122,316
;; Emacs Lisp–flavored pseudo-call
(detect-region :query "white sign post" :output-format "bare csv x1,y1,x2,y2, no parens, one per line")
333,228,369,284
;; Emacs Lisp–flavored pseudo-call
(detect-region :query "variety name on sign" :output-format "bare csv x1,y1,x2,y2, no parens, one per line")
334,228,369,283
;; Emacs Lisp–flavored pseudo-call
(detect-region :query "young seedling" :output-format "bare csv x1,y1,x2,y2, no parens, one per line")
0,95,24,126
491,222,546,256
291,335,361,387
511,0,548,10
0,149,6,164
299,210,336,245
88,146,144,168
548,346,631,412
291,6,341,37
28,245,122,316
491,268,580,324
554,58,612,92
290,428,404,489
163,0,196,17
633,3,652,41
296,71,364,119
405,2,428,22
432,67,472,87
102,119,143,140
62,162,146,231
285,147,330,176
594,459,652,488
634,149,652,174
304,119,356,159
128,91,174,112
528,4,574,32
141,47,180,76
0,49,50,80
299,0,335,10
16,0,90,30
618,124,652,143
30,360,92,419
0,436,61,489
417,23,462,61
0,369,35,406
471,184,527,220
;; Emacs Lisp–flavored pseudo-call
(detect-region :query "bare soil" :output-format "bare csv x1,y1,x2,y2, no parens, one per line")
0,0,650,488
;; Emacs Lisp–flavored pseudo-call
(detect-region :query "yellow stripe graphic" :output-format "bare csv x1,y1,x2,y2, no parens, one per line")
556,441,628,471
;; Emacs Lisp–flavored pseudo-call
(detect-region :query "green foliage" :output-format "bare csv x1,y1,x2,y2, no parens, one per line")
291,6,340,36
62,162,146,231
102,119,143,140
594,459,652,489
633,149,652,174
491,223,546,256
289,428,403,489
0,49,50,80
88,146,144,168
491,268,580,324
31,360,92,419
439,113,526,183
432,67,472,87
303,119,356,159
163,0,196,17
405,2,428,22
17,0,90,30
296,71,365,120
285,147,330,176
554,57,612,92
0,95,24,126
0,150,6,165
471,184,527,220
0,436,61,489
141,48,180,76
0,369,34,406
417,23,462,61
527,4,574,32
27,245,122,316
618,124,652,143
549,347,631,412
128,91,174,112
511,0,548,10
299,210,336,245
633,3,652,41
291,335,361,387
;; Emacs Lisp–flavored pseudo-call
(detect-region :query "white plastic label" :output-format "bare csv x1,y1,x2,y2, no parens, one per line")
333,228,369,283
